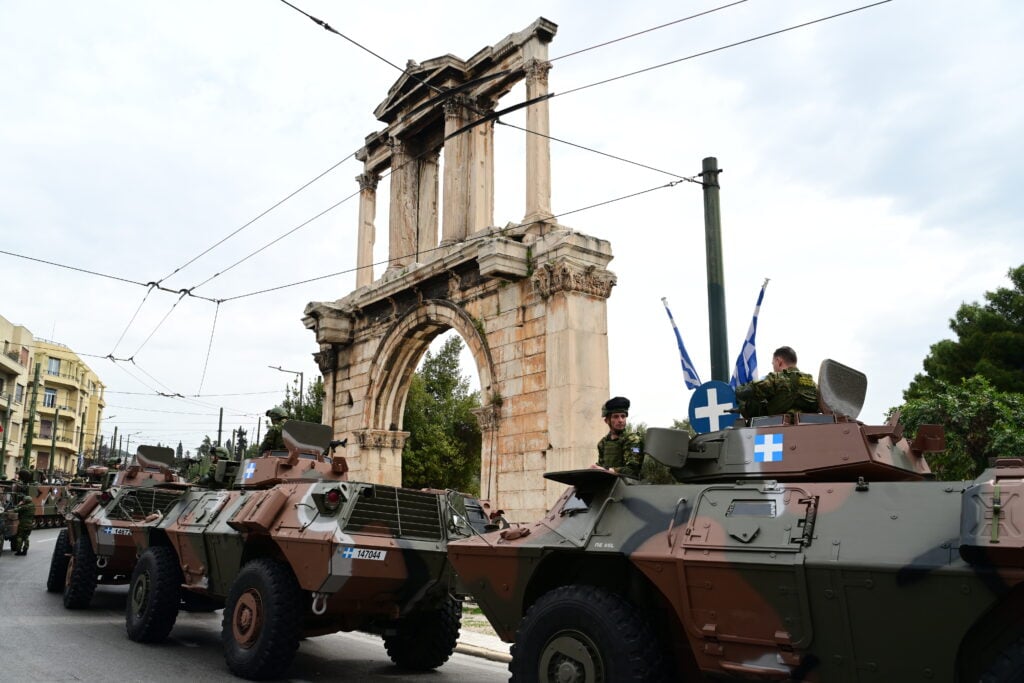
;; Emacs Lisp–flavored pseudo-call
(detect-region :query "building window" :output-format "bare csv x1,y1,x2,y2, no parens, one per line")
47,357,61,375
40,419,53,439
15,384,24,403
19,347,29,366
44,388,57,408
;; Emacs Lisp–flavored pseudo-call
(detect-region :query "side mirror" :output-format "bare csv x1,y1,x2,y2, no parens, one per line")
644,428,690,469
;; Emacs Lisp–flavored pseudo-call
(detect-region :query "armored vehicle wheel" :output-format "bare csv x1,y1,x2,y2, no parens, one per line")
46,528,72,593
509,585,667,683
126,546,183,643
221,558,303,680
981,636,1024,682
383,595,461,670
63,533,98,609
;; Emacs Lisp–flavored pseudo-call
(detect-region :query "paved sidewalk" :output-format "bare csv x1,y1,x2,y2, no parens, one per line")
456,628,512,663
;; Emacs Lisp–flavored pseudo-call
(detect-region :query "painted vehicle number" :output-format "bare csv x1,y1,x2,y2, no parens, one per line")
340,546,387,561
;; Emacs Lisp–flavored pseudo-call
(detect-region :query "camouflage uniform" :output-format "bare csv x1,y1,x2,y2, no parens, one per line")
259,424,285,453
12,494,34,555
736,366,818,418
597,430,644,479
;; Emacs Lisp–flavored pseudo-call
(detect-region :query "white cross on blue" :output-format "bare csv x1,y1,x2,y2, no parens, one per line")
754,433,784,462
244,462,257,479
342,546,355,559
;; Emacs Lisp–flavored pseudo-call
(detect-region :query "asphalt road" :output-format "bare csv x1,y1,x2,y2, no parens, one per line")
0,528,508,683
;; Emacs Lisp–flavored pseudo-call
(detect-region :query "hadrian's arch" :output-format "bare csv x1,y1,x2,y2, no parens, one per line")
303,18,618,521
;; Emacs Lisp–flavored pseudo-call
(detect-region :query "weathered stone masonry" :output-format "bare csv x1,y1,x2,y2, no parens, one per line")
303,18,618,522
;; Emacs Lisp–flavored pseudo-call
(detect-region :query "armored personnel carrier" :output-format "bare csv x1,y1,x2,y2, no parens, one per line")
48,445,189,607
449,360,1024,682
124,420,492,680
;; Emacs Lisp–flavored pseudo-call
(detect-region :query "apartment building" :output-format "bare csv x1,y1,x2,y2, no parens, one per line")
0,314,106,478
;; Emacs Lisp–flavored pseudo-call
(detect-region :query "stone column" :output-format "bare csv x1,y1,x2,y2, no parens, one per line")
314,345,337,433
441,96,471,245
356,173,379,288
472,403,501,501
524,58,553,224
417,150,440,258
387,138,418,270
469,99,495,234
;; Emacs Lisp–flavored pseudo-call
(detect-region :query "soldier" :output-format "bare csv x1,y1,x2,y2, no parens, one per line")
197,446,230,488
259,406,287,453
595,396,643,479
736,345,819,419
11,494,34,555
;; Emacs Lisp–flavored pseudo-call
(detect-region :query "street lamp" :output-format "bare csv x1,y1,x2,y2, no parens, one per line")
268,365,304,411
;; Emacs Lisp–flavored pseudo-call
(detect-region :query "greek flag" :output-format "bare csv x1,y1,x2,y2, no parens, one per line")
661,297,702,390
729,279,769,389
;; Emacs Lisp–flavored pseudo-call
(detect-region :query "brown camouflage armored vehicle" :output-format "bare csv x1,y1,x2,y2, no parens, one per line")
449,360,1024,682
48,445,189,607
124,420,492,680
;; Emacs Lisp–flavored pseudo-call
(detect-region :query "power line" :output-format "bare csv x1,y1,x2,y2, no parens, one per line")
196,301,221,396
219,175,695,302
559,1,893,98
549,0,750,63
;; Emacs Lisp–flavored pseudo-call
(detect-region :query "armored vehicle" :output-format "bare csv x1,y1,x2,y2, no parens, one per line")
0,477,72,529
48,445,188,607
449,360,1024,682
125,420,492,680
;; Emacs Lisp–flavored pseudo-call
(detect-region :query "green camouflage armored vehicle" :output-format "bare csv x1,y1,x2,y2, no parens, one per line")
124,420,492,680
48,445,189,607
449,360,1024,682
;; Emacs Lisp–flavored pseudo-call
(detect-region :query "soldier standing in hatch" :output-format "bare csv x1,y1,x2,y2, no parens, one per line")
736,346,819,419
259,406,287,452
11,494,34,555
595,396,643,479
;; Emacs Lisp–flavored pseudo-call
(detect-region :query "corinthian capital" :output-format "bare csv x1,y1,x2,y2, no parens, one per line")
524,58,552,87
356,173,379,192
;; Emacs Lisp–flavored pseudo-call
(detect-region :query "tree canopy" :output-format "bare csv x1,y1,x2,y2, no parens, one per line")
898,376,1024,480
401,336,482,494
906,264,1024,399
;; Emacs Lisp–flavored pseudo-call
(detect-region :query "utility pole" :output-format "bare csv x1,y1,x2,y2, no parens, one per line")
50,406,59,477
22,362,41,470
1,393,10,467
217,407,223,446
118,434,124,462
269,366,304,412
701,156,729,382
111,426,118,463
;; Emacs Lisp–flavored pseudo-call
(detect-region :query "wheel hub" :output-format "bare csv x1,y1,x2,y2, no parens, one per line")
540,632,603,683
130,572,150,615
233,589,264,649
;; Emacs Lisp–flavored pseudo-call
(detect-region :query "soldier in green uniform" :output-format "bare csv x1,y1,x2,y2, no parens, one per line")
259,406,287,453
11,494,34,555
595,396,643,479
736,346,819,419
197,446,231,489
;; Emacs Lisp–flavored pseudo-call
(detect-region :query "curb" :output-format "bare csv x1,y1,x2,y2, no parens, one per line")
455,641,512,663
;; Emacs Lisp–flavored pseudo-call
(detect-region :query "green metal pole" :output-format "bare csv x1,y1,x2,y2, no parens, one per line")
702,157,729,382
110,426,118,463
1,393,10,470
22,362,41,470
50,406,59,478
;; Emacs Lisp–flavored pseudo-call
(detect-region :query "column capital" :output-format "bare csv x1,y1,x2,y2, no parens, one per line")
356,173,379,192
443,95,472,121
524,58,552,87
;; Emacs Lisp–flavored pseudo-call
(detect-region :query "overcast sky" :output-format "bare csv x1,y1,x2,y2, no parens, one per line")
1,0,1021,454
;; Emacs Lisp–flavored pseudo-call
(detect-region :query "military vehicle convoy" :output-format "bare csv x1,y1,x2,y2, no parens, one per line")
122,421,493,680
449,360,1024,682
49,445,188,606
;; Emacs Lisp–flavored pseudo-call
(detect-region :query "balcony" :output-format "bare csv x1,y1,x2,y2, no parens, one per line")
44,370,81,389
0,350,23,375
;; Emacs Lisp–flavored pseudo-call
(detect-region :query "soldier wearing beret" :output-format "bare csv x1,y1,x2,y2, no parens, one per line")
595,396,643,479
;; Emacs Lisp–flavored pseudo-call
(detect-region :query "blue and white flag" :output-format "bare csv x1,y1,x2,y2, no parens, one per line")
662,297,702,390
729,279,769,389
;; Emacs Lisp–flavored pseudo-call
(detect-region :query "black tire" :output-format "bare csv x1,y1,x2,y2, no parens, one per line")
125,546,183,643
221,558,303,680
509,585,667,683
383,595,461,670
63,533,98,609
982,635,1024,682
46,528,72,593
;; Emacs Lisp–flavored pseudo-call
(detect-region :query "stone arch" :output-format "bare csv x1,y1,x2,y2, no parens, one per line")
364,299,494,432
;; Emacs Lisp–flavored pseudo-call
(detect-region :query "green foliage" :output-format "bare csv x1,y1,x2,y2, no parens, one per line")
281,376,325,424
895,376,1024,480
402,336,482,494
630,421,677,484
906,265,1024,398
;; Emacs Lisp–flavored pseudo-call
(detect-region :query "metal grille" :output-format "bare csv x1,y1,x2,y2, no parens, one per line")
105,488,186,522
344,485,443,541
